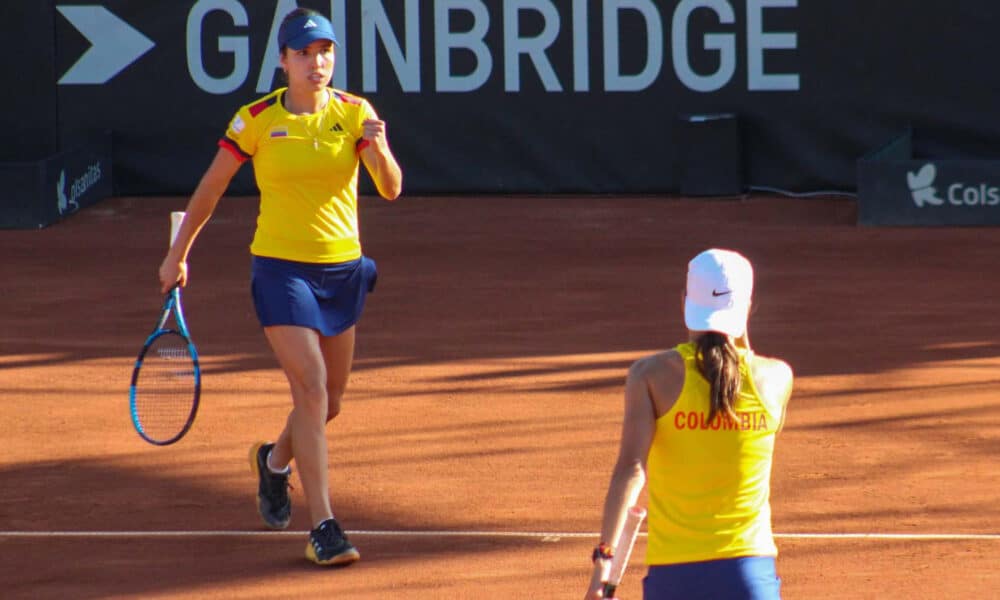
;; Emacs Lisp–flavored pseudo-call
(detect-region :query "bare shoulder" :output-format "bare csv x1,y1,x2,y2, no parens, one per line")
629,350,684,381
749,353,794,405
629,350,685,418
751,353,793,378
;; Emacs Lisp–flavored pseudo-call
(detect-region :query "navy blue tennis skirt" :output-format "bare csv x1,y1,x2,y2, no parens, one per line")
250,255,377,336
643,557,781,600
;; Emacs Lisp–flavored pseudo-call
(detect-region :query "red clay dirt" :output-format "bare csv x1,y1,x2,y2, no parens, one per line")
1,194,997,599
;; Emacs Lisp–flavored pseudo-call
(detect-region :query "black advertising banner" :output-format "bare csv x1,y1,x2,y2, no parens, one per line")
43,133,114,226
19,1,1000,198
859,159,1000,226
1,2,58,161
0,166,44,229
858,129,1000,226
0,133,112,229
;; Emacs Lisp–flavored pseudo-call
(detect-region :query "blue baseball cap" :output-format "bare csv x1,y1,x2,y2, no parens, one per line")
278,14,338,50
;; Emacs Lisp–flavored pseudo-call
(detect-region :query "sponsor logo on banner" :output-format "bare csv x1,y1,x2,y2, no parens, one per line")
908,163,1000,208
176,0,801,95
57,162,103,215
56,6,155,85
907,164,944,207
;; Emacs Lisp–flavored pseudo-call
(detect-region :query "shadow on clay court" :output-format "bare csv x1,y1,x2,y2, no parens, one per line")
790,399,1000,432
4,195,1000,382
3,197,1000,599
0,457,536,599
778,500,1000,532
793,378,1000,402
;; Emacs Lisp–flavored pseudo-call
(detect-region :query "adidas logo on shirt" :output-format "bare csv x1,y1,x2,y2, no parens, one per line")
330,123,344,132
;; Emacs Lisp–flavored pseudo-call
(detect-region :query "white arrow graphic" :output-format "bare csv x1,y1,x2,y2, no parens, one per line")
57,6,155,85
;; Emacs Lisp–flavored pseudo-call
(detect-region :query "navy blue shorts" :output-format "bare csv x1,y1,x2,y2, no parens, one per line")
250,255,377,336
643,557,781,600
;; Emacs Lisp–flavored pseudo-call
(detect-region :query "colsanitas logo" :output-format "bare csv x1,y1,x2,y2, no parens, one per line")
907,164,944,207
907,163,1000,208
57,162,103,215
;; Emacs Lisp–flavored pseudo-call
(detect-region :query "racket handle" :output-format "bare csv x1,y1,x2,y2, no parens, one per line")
601,505,646,598
600,582,618,599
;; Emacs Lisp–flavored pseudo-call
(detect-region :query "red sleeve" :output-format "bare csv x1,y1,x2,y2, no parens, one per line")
218,137,251,162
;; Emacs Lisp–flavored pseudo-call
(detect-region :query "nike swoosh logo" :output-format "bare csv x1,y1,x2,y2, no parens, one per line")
712,290,732,297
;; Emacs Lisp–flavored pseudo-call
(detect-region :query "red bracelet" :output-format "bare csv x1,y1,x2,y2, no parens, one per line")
592,543,614,562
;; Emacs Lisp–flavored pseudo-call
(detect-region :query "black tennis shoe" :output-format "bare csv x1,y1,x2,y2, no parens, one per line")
306,518,360,566
249,441,292,530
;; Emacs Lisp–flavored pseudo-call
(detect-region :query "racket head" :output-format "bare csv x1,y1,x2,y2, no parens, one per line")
129,328,201,445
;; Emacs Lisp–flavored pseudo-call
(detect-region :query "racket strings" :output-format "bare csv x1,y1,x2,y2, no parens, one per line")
134,334,198,441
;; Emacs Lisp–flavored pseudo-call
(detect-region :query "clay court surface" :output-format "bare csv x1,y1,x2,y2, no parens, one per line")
1,194,997,599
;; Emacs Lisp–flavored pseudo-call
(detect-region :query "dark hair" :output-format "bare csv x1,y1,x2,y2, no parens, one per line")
279,7,321,53
694,332,741,423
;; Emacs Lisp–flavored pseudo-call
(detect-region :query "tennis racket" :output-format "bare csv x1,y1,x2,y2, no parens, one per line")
128,212,201,445
601,506,647,599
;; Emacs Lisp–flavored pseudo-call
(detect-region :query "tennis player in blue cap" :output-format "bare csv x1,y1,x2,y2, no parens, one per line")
159,6,402,566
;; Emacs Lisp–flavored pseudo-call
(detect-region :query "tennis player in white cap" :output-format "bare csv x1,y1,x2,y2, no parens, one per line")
586,248,793,599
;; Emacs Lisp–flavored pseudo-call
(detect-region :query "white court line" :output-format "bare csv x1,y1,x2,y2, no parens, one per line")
0,530,997,541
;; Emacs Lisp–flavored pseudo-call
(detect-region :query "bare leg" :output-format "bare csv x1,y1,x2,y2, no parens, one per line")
319,326,355,423
264,326,330,527
264,325,355,528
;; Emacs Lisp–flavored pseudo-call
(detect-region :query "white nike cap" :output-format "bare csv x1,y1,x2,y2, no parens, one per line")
684,248,754,337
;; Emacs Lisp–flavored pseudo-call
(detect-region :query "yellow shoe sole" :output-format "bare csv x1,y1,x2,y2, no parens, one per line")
306,543,361,566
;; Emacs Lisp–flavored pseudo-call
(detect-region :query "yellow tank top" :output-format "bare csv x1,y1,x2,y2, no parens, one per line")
645,342,782,565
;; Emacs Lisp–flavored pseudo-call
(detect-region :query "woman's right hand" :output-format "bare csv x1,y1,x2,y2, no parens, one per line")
158,257,187,293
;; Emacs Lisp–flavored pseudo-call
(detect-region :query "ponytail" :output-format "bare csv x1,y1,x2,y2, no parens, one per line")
694,333,741,423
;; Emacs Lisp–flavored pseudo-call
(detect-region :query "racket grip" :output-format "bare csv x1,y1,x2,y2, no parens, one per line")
600,582,618,599
601,505,646,598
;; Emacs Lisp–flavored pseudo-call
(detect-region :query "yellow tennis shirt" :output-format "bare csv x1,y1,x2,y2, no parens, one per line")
645,342,782,566
219,87,376,263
